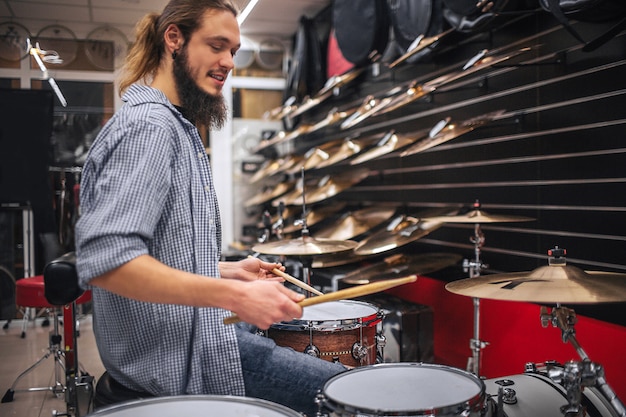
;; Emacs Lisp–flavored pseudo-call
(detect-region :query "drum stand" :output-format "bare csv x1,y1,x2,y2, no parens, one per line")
462,222,489,376
541,305,626,417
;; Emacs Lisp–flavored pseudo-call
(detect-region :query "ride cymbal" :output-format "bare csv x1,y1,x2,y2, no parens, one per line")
252,235,358,256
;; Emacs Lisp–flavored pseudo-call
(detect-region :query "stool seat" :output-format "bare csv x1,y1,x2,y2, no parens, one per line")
94,371,154,409
16,275,91,308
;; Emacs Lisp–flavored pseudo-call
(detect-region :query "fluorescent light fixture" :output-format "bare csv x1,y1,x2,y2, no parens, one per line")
237,0,259,25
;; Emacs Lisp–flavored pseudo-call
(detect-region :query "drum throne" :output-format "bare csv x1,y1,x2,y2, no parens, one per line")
1,252,94,416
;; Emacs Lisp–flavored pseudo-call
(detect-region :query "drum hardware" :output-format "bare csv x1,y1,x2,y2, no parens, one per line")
430,200,535,377
447,247,626,417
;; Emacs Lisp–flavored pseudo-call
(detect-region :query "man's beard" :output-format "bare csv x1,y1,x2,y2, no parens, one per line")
173,47,228,129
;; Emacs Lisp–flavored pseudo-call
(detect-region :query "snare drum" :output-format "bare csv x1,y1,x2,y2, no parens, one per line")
483,366,618,417
317,363,486,416
267,300,382,367
86,395,301,416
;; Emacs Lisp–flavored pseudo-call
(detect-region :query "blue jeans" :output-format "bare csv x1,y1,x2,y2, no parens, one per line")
236,325,347,416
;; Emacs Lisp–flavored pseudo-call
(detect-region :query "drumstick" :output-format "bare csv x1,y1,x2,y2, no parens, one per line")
271,268,325,296
223,275,417,325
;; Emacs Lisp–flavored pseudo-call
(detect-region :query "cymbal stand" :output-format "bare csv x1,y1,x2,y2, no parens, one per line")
293,168,313,294
541,305,626,417
462,221,489,376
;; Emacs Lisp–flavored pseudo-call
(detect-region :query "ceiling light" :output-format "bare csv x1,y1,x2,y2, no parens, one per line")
237,0,259,25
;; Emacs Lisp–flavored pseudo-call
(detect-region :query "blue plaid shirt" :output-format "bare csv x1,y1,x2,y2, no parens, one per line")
75,85,245,396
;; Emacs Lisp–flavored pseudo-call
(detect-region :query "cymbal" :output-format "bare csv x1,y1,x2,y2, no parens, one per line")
314,206,397,241
389,28,454,68
350,130,428,165
426,208,534,224
400,110,505,158
252,235,358,256
289,90,334,118
445,264,626,303
250,156,303,184
342,252,463,285
340,95,391,130
279,169,369,206
254,124,312,152
282,202,347,234
311,251,369,268
354,215,443,255
315,67,364,97
244,181,294,208
371,82,435,117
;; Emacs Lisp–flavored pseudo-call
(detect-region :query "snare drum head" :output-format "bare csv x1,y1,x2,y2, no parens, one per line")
88,395,301,416
322,363,485,415
301,300,378,321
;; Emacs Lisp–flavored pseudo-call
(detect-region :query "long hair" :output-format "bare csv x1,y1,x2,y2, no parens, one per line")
118,0,238,95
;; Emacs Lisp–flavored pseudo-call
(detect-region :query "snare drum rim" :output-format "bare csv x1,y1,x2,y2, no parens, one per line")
321,363,486,416
86,394,301,416
271,300,382,332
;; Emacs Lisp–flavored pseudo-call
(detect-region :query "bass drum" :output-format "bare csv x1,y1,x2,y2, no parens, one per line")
483,368,619,417
86,395,301,416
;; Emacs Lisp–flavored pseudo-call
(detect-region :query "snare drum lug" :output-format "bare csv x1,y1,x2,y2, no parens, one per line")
304,344,320,358
351,342,368,361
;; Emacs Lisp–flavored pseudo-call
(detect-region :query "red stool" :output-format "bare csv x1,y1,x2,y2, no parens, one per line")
2,273,91,405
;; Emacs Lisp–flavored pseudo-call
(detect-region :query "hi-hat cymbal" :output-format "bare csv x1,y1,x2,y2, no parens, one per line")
342,252,463,285
445,264,626,303
314,206,397,241
426,208,534,224
354,215,443,255
252,235,358,256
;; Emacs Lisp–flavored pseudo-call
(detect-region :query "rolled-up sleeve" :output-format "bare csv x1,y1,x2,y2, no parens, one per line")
76,110,174,288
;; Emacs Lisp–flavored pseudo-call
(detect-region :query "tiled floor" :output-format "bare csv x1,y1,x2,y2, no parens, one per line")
0,312,105,417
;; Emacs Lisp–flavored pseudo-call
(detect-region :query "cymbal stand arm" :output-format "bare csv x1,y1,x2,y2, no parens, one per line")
463,222,488,376
542,306,626,417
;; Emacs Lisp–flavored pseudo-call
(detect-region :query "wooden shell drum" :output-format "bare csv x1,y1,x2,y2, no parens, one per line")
85,395,301,416
267,300,383,367
317,363,486,416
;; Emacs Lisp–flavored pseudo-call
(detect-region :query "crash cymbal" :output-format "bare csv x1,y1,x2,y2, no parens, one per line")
281,202,347,234
341,252,463,285
340,95,392,130
279,169,369,206
244,181,294,208
426,208,534,224
254,124,313,153
314,206,397,241
389,28,454,68
350,130,428,165
252,235,358,256
400,110,505,158
315,67,364,97
371,82,435,117
250,156,303,184
354,215,443,255
445,263,626,303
